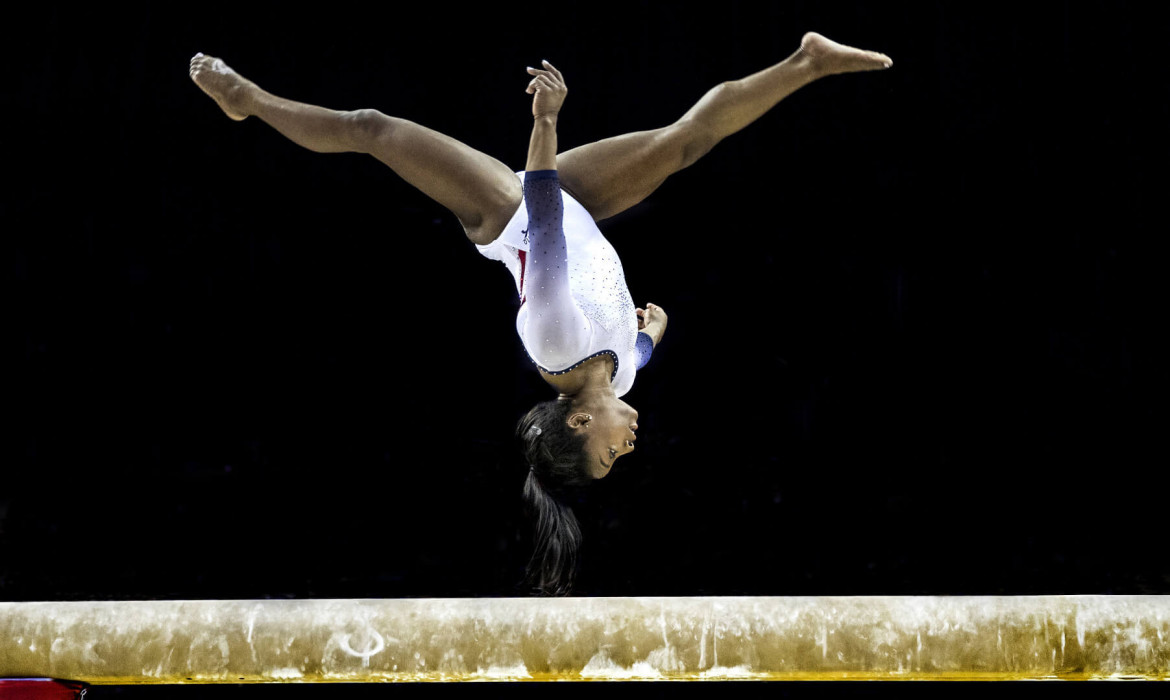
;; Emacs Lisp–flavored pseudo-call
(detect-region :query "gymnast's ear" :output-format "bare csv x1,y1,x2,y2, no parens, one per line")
566,412,592,429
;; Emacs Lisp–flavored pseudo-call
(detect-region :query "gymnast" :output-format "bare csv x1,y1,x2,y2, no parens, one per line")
189,33,891,594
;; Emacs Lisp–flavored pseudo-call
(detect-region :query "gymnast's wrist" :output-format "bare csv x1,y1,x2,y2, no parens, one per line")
533,112,559,124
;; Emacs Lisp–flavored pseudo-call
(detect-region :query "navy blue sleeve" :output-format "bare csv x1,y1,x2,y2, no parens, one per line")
634,331,655,370
520,170,591,368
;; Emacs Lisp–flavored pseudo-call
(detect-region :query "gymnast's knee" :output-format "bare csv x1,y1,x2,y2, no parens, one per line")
670,119,720,170
341,108,398,152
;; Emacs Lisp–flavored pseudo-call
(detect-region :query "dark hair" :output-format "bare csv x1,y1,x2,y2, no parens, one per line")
516,398,593,595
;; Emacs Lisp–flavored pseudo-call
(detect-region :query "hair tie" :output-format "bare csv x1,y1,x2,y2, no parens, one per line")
528,425,542,437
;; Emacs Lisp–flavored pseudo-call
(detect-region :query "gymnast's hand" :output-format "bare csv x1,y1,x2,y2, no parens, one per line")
637,303,668,347
526,60,567,119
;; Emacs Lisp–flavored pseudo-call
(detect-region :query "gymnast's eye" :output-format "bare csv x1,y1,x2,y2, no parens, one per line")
609,448,617,459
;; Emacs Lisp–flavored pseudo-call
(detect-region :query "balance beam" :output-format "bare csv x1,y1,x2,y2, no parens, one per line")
2,596,1167,682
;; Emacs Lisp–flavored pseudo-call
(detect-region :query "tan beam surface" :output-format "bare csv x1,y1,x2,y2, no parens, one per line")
1,596,1168,682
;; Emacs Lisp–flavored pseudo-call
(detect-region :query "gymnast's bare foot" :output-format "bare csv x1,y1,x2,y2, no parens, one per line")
798,32,892,76
189,53,255,121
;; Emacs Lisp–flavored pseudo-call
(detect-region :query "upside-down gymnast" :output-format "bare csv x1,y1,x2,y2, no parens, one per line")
190,32,892,594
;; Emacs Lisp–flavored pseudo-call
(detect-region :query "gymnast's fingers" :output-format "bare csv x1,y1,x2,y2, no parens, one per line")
529,76,555,95
542,60,564,83
528,67,566,90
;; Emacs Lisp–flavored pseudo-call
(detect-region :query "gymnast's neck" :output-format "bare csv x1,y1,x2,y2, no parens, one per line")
539,353,615,398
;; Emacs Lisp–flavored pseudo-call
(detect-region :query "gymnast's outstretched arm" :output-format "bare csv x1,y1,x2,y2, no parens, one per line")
518,62,591,370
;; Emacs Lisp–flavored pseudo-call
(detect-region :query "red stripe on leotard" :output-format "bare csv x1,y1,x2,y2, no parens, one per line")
518,249,527,304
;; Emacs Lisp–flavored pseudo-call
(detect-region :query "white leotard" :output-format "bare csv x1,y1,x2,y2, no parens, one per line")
476,171,640,397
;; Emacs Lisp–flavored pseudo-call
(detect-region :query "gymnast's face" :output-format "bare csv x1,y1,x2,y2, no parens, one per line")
569,396,638,479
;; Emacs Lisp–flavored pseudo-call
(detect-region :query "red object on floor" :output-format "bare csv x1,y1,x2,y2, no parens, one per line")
0,679,87,700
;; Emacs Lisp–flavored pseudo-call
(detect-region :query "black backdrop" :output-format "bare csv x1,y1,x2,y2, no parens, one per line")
4,1,1168,695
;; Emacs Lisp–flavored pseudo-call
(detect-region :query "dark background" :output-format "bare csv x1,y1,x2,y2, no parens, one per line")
3,0,1168,694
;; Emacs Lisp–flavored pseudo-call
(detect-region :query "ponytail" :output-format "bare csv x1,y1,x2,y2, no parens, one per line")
517,399,592,595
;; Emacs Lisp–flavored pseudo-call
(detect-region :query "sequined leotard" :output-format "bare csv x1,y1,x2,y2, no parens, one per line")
476,170,653,397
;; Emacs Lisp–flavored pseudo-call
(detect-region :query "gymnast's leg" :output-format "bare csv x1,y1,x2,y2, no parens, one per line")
189,54,521,245
556,32,891,222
